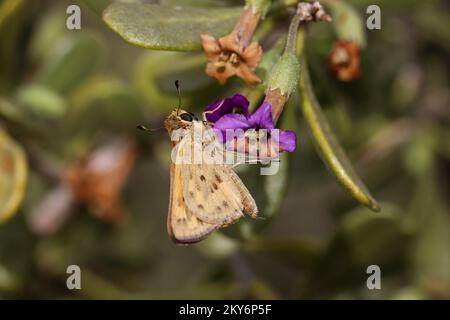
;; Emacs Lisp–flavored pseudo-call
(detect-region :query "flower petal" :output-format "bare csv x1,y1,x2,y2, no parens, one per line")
241,42,263,68
218,31,241,53
205,61,236,85
214,113,251,131
277,130,297,152
235,62,262,86
200,33,221,60
249,101,274,129
204,94,250,123
213,113,251,142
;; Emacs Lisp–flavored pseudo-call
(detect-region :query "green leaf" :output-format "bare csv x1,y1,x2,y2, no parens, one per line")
133,51,228,113
0,127,28,223
298,36,380,212
0,98,26,125
402,128,437,177
0,98,44,137
67,74,142,132
0,0,24,30
341,204,407,265
102,3,242,51
80,0,112,16
134,52,205,110
262,100,296,218
37,34,101,94
16,84,66,118
407,167,450,297
323,0,366,48
27,4,68,63
263,152,289,217
0,0,26,93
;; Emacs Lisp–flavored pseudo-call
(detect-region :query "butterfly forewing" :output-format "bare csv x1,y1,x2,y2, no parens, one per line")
167,163,221,244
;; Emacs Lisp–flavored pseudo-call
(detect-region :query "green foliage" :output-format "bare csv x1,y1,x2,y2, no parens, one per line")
133,51,228,112
0,0,26,93
299,49,379,212
16,84,66,118
103,2,241,51
323,0,366,47
36,34,101,94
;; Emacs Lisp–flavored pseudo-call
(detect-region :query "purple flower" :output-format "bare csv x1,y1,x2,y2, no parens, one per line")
203,94,297,152
204,93,250,123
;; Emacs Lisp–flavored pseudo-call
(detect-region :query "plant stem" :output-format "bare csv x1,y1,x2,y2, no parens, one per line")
233,6,262,48
285,9,303,54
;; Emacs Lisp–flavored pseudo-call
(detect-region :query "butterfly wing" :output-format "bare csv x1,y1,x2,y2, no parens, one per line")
167,118,258,243
167,163,221,244
223,165,258,219
182,122,257,225
181,164,257,226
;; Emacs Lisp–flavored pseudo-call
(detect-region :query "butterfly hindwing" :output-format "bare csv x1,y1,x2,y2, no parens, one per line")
167,163,221,244
182,163,245,225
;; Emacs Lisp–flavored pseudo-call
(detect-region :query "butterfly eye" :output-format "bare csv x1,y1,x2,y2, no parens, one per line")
180,113,194,122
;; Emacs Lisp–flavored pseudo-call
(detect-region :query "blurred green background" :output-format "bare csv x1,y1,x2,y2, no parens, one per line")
0,0,449,299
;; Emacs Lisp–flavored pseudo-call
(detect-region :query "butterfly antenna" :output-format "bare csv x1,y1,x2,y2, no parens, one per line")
136,125,163,132
175,80,181,115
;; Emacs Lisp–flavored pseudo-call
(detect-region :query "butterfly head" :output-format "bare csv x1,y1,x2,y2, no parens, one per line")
164,109,198,135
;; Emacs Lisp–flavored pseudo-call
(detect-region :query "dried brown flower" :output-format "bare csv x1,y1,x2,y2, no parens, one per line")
201,7,263,86
65,139,137,224
327,40,361,81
